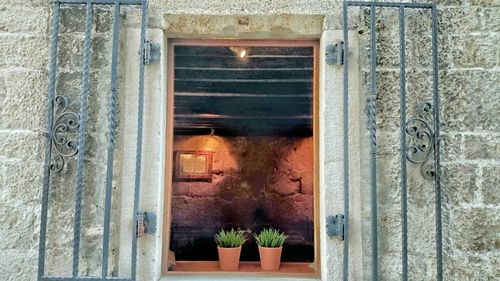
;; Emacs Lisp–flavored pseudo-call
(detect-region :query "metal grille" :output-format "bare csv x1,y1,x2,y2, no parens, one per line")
38,0,148,280
342,1,442,281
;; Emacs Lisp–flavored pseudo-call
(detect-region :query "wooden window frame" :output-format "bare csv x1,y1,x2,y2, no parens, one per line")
162,38,320,277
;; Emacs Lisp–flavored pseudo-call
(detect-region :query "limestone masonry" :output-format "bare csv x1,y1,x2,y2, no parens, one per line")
0,0,498,280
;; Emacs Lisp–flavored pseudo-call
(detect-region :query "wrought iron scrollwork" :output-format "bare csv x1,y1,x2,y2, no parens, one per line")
405,101,436,180
49,95,80,173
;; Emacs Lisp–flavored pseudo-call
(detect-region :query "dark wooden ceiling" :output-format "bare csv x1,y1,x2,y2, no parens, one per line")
174,45,314,136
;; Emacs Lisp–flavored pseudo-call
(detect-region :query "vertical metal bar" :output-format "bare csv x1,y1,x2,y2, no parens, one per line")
73,2,94,277
399,6,408,281
38,3,61,280
342,2,350,281
131,0,148,279
102,1,121,277
369,3,379,281
431,3,443,281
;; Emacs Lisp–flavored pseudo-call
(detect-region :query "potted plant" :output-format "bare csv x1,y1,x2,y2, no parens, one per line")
254,227,288,271
214,228,247,271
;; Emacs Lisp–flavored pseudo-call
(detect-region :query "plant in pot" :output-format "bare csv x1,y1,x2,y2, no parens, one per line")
214,228,247,271
254,227,288,271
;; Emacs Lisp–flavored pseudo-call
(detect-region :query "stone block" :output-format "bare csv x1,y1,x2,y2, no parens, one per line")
482,7,500,32
300,168,314,195
0,131,43,162
0,159,43,205
442,163,479,205
269,176,300,195
408,205,438,256
408,254,436,281
1,70,47,130
0,249,37,281
464,134,500,160
441,133,463,162
444,254,499,281
59,5,87,34
0,75,5,114
376,154,401,205
468,0,500,6
0,35,48,69
408,34,433,70
0,203,40,251
171,196,220,227
57,34,85,70
375,9,400,68
377,133,399,157
95,7,114,33
375,70,401,131
287,169,302,182
2,0,47,6
440,70,500,131
447,35,498,69
482,165,500,205
262,193,313,224
378,203,402,254
0,5,49,34
189,182,219,197
379,253,402,281
450,207,499,252
172,182,190,196
438,7,482,34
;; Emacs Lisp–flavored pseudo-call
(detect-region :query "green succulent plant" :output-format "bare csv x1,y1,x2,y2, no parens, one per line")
254,227,287,248
214,228,247,248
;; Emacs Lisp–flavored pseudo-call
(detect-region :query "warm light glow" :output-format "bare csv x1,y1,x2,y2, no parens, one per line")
229,46,248,59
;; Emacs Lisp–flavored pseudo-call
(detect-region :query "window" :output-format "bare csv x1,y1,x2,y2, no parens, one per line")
163,39,319,276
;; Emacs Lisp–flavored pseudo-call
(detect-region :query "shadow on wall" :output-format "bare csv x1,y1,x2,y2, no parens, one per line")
170,135,314,262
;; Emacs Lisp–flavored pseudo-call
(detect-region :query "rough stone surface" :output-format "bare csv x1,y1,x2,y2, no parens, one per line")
171,136,314,261
0,0,498,280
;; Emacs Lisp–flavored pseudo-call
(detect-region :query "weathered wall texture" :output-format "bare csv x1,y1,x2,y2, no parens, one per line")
170,136,314,262
0,0,498,280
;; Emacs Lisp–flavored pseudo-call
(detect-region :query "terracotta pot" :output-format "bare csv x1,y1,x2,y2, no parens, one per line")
258,246,282,271
217,246,242,271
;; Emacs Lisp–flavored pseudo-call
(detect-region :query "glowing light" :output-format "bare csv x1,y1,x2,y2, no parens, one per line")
229,46,249,58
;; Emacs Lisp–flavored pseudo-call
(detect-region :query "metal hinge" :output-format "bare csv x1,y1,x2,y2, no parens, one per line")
326,213,345,240
136,211,157,237
326,41,344,65
143,40,161,65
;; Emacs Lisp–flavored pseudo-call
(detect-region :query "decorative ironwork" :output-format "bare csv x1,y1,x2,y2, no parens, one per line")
49,95,80,173
405,101,435,180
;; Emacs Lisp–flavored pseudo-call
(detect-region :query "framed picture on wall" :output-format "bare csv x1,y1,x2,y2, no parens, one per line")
174,150,213,181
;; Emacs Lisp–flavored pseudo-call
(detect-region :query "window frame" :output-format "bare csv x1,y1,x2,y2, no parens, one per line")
161,38,321,277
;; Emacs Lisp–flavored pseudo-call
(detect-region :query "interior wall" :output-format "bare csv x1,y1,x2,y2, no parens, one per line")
170,135,314,262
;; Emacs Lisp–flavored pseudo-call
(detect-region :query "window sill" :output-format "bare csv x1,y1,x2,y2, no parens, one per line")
162,261,319,281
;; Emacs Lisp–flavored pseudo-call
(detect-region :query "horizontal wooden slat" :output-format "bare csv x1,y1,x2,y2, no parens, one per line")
174,119,312,136
174,46,314,56
174,97,311,117
175,68,312,80
175,81,312,95
174,56,313,68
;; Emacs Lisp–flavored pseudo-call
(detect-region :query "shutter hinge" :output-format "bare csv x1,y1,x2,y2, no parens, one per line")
136,211,157,237
326,41,344,65
326,213,345,240
143,40,161,65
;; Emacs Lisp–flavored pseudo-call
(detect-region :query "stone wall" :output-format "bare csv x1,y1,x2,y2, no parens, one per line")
0,0,498,280
170,136,314,262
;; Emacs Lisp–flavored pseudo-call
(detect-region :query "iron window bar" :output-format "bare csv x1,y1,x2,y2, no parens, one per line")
342,1,442,281
38,0,149,281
